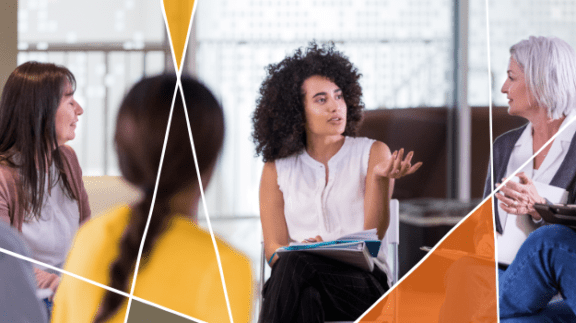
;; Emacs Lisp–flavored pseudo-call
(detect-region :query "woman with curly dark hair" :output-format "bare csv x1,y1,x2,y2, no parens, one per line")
254,42,421,323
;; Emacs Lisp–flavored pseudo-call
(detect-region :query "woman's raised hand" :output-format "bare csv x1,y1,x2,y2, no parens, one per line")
495,172,546,220
374,148,422,179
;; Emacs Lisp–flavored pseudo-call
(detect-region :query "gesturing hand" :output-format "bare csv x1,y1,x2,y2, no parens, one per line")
374,148,422,179
495,172,546,220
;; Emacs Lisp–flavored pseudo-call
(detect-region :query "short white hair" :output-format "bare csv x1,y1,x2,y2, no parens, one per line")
510,36,576,119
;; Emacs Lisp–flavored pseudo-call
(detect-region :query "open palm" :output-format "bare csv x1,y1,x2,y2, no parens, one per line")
374,148,422,179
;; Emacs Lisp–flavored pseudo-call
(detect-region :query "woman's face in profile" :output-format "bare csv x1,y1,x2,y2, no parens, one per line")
501,57,537,117
55,82,83,146
301,75,347,138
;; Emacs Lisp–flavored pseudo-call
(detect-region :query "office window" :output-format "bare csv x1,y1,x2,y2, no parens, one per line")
196,0,459,217
17,0,165,175
488,0,576,106
468,0,489,106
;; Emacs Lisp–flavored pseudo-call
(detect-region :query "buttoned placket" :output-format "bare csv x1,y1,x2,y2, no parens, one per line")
302,137,349,238
316,163,327,234
321,160,338,234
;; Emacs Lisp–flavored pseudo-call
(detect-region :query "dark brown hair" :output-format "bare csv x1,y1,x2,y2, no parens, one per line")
252,42,364,162
0,61,77,221
94,74,224,322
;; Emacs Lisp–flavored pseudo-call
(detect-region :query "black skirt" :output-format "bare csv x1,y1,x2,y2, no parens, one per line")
258,252,389,323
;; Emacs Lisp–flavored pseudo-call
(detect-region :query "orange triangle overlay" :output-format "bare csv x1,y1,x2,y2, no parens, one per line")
360,198,497,322
163,0,195,71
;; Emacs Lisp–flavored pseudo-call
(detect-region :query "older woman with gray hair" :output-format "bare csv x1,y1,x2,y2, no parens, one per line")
484,36,576,321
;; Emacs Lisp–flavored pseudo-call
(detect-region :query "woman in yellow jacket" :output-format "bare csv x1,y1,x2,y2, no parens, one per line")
52,75,252,323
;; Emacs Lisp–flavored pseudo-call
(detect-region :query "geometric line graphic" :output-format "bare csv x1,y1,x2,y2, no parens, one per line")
121,78,181,323
161,0,237,322
163,0,197,73
0,242,206,323
177,79,237,323
357,198,497,322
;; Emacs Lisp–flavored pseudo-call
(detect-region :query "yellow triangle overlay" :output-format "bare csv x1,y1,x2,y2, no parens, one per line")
359,198,497,322
163,0,195,71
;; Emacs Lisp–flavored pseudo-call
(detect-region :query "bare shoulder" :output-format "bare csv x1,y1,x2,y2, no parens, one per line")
261,161,278,182
260,161,283,208
368,140,392,165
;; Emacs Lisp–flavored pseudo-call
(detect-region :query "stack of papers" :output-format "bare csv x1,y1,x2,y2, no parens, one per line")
275,229,382,271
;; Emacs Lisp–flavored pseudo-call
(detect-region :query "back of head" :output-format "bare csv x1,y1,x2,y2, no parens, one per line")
510,36,576,119
95,74,224,322
0,61,77,219
115,74,224,194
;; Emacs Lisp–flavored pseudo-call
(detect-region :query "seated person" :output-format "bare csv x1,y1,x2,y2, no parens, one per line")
0,62,89,309
52,75,252,323
486,36,576,321
253,42,420,323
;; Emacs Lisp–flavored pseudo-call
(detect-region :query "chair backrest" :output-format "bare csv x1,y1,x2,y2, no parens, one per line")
386,199,400,285
259,240,266,314
386,199,400,245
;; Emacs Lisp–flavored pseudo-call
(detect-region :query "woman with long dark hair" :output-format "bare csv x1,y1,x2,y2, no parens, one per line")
0,61,89,300
52,75,252,323
253,42,420,322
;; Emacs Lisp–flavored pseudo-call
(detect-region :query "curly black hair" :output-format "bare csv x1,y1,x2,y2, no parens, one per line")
252,42,364,162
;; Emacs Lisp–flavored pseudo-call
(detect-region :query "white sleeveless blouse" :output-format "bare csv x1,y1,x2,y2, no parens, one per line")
276,136,391,285
276,136,375,243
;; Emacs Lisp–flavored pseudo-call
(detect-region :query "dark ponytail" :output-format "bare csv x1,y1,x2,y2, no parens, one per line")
94,75,224,322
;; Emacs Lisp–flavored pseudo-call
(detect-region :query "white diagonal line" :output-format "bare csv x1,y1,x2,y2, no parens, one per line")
0,245,129,297
174,0,198,75
160,0,198,76
178,79,235,323
483,0,499,319
122,80,179,323
354,194,496,322
0,245,207,323
124,0,206,321
354,116,576,323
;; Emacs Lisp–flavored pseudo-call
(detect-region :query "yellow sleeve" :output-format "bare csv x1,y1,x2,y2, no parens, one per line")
223,251,253,323
51,281,69,323
52,208,128,323
197,244,253,323
51,227,104,323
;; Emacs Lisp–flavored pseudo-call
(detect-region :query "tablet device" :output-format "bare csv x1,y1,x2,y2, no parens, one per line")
534,203,576,228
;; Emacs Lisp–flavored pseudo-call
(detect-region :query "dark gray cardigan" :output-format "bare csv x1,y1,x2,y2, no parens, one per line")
483,124,576,233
